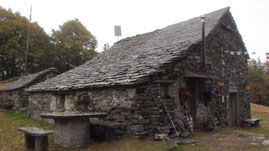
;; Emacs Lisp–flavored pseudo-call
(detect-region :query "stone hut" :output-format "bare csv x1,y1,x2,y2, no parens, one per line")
0,68,58,110
26,7,250,136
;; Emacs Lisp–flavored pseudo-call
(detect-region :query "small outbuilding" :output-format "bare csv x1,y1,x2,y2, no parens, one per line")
26,7,250,137
0,68,58,110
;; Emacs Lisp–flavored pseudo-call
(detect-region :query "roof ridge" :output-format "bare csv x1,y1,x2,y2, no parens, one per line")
1,67,57,91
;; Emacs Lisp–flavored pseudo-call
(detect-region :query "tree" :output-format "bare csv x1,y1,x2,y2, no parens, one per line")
102,43,110,52
248,59,269,106
52,19,97,72
27,22,56,73
0,7,53,80
248,59,264,83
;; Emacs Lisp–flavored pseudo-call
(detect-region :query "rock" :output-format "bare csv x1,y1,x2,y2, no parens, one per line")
175,139,197,145
154,134,168,140
252,136,265,140
128,125,144,133
262,140,269,145
20,107,27,112
181,131,191,138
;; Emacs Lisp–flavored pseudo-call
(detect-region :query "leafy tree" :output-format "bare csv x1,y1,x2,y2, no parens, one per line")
52,19,97,72
27,22,56,73
0,7,54,80
102,43,110,52
248,59,269,106
248,59,264,83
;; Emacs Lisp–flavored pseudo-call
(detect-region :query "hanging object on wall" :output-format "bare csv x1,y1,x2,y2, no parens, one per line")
217,82,224,87
224,50,249,56
222,95,225,103
266,53,269,59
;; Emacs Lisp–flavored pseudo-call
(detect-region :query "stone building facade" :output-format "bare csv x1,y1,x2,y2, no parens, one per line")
26,7,250,137
0,68,58,110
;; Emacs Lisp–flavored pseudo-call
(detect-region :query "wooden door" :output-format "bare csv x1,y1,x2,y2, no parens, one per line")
188,78,197,128
228,93,239,126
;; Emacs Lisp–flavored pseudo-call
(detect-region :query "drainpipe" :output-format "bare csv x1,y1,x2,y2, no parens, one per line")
201,15,206,68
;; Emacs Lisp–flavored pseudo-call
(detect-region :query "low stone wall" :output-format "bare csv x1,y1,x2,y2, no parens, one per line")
28,83,178,136
0,91,21,110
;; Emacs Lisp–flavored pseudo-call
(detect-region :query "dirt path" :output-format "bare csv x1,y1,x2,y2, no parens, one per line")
0,109,6,116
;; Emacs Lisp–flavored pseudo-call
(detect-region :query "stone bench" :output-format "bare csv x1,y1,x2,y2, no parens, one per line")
17,127,53,151
89,118,121,127
243,118,262,127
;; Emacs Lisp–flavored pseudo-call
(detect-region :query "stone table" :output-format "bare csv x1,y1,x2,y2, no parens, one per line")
41,112,107,148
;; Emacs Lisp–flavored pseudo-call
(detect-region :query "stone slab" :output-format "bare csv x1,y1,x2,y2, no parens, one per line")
245,118,262,124
262,140,269,145
175,139,197,145
18,127,53,137
41,112,107,119
89,118,120,127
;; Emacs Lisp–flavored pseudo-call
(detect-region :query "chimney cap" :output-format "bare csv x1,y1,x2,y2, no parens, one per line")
200,15,205,22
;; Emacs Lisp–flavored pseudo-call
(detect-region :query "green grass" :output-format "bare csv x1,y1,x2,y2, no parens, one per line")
7,112,28,120
0,109,54,151
1,105,269,151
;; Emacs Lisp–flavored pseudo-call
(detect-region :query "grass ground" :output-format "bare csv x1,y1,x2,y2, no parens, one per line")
1,103,269,151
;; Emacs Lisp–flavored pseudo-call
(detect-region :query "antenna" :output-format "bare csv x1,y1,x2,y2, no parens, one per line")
25,5,32,75
114,25,122,41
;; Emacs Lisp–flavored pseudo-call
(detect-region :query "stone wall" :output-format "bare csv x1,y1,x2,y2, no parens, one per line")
0,91,20,110
0,71,58,111
28,87,137,133
172,11,250,126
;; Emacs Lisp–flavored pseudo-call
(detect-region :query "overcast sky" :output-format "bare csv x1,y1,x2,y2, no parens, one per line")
0,0,268,61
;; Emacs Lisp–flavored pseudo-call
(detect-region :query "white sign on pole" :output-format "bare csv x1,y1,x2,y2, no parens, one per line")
114,26,122,37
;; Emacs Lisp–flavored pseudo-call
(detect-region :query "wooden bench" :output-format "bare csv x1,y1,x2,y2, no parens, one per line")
17,127,53,151
243,118,262,127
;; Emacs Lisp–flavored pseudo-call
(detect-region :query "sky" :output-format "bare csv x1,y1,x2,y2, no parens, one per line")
0,0,268,61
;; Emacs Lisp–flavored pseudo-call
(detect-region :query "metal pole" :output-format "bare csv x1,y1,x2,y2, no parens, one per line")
163,102,180,138
201,15,206,68
25,21,30,75
25,6,31,75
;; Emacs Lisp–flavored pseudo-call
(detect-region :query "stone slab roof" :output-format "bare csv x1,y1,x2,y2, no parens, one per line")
0,77,20,89
27,7,230,92
1,68,57,91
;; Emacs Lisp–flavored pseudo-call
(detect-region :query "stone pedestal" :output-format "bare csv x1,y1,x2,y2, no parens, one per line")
40,112,107,148
54,118,90,147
